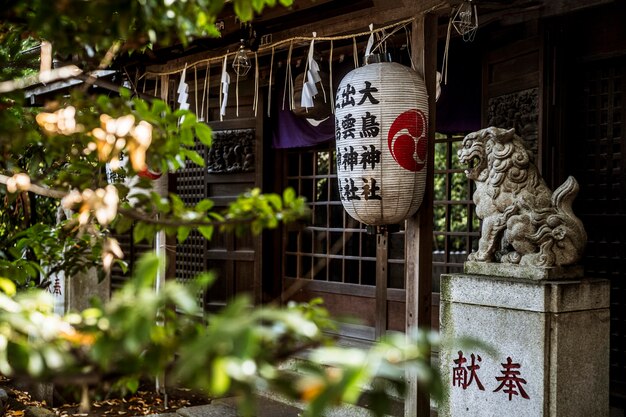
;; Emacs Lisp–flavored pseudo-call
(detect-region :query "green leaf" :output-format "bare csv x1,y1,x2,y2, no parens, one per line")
115,215,133,234
125,377,140,393
266,194,282,210
185,149,205,167
181,113,197,129
177,226,191,243
119,87,131,100
194,123,212,146
210,358,231,396
283,187,296,204
198,225,214,241
170,194,185,215
0,278,16,296
196,199,214,212
132,253,160,288
133,222,152,244
180,126,195,146
150,99,168,116
234,0,253,21
134,99,149,115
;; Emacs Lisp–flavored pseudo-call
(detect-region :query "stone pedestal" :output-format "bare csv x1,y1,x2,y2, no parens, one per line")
439,271,610,417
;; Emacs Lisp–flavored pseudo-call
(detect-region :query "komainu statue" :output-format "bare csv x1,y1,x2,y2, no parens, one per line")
458,127,587,267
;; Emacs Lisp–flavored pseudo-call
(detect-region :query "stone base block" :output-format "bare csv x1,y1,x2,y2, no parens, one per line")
464,261,584,280
439,273,610,417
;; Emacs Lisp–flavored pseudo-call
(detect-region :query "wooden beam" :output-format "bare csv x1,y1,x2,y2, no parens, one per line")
405,12,437,417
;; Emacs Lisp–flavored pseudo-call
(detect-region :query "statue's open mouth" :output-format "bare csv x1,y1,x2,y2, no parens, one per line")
459,152,482,179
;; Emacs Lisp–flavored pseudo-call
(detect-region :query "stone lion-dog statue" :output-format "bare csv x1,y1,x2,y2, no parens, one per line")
457,127,586,267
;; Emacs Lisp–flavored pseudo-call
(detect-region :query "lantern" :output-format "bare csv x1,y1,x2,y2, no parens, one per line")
334,61,429,226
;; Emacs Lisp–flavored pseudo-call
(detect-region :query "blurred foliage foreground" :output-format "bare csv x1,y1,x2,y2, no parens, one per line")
0,254,441,417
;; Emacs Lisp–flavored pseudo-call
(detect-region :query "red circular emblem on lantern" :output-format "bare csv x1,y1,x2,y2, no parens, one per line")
137,167,162,180
387,109,428,172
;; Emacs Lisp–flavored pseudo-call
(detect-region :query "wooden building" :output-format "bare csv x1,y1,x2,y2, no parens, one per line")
111,0,626,414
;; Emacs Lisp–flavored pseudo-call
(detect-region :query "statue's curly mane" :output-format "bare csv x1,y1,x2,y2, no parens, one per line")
485,136,530,191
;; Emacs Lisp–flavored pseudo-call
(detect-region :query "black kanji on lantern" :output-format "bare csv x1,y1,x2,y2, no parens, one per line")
362,178,382,201
343,178,360,200
341,84,356,108
360,145,381,170
341,113,356,140
341,146,359,171
335,118,341,140
357,81,380,105
359,111,380,138
336,149,342,171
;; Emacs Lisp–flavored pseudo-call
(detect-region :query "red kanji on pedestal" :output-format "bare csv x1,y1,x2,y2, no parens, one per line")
452,351,485,390
493,357,530,400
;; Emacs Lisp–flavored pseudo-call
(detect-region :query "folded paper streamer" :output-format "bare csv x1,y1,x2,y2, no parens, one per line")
177,64,189,123
220,55,230,121
300,32,326,109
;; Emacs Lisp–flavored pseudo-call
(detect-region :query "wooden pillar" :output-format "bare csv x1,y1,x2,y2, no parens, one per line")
405,12,437,417
375,229,389,339
155,74,170,396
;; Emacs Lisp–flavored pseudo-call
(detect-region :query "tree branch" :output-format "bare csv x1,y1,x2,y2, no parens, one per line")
0,174,67,199
0,174,259,229
0,65,82,93
118,206,253,229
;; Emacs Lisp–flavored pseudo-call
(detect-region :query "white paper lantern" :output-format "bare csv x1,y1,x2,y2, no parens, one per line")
334,61,429,226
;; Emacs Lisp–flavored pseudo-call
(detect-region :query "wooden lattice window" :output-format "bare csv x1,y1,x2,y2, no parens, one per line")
571,57,626,402
284,143,406,290
432,133,479,291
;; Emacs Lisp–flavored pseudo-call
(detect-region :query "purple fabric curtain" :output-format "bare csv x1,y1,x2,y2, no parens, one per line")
271,101,335,149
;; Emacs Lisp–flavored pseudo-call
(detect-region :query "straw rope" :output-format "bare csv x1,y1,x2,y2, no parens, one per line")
136,14,441,78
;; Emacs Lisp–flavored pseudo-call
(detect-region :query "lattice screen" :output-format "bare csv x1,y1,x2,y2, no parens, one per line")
575,58,626,400
284,144,406,289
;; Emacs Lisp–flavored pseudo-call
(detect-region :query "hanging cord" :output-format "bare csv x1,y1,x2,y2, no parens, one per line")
442,16,452,85
153,76,159,97
403,26,415,70
329,40,334,114
122,66,139,96
370,22,411,55
235,63,240,117
282,41,293,110
200,62,209,121
352,37,358,68
253,52,259,117
267,46,275,117
194,65,198,116
162,75,169,103
205,62,211,121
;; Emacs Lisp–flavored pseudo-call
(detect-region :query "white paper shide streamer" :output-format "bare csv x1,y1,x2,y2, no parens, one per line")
220,55,230,120
300,32,325,109
177,64,189,123
364,23,375,61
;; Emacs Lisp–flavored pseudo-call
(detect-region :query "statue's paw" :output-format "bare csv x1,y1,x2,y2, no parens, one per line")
501,251,521,264
468,250,490,262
